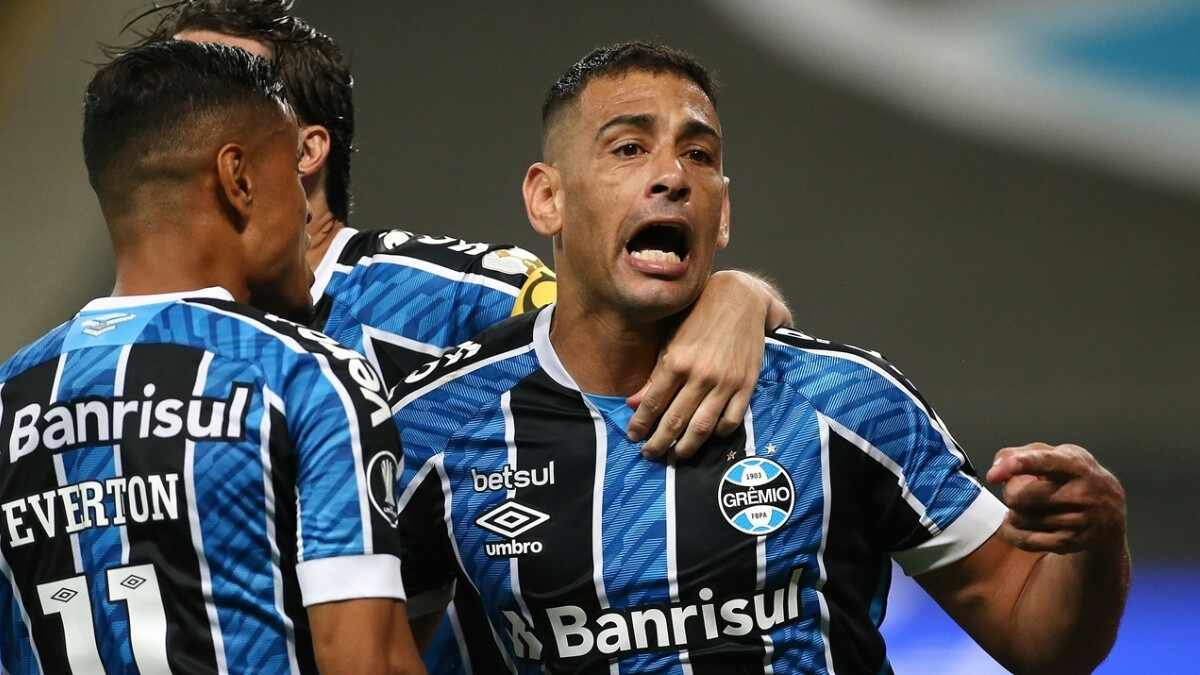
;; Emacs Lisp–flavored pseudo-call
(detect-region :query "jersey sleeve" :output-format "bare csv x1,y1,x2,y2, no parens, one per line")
460,246,557,331
775,332,1007,577
280,326,407,607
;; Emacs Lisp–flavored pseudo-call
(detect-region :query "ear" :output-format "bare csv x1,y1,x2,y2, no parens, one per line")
298,124,331,178
717,175,731,250
216,142,252,230
523,162,564,238
298,124,330,194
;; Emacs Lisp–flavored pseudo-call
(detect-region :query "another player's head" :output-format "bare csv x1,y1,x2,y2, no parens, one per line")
126,0,354,224
83,40,311,319
523,41,728,324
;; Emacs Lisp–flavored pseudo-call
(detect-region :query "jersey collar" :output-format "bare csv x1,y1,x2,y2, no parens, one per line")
310,226,359,304
532,304,582,392
80,286,235,313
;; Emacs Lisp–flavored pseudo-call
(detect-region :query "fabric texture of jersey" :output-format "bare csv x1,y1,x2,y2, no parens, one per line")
309,227,557,392
307,226,556,673
393,306,1006,675
0,288,404,675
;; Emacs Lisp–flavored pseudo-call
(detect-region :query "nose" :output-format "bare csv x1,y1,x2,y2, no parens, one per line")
647,156,690,203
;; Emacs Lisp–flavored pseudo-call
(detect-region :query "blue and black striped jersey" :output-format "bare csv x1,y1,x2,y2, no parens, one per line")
307,226,556,674
393,307,1006,674
309,227,556,392
0,287,404,675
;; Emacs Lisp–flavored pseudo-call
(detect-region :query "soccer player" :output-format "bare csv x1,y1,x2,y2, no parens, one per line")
0,42,424,674
127,0,792,458
392,42,1130,673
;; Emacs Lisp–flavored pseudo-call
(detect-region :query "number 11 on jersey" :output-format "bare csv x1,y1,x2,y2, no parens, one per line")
36,563,170,674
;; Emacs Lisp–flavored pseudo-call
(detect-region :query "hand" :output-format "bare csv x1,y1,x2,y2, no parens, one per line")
986,442,1126,554
627,271,773,459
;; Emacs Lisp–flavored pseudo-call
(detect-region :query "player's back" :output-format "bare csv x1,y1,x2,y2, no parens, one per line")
310,227,556,389
0,287,400,675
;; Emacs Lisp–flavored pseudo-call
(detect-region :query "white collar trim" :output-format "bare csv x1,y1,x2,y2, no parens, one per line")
531,304,583,392
310,227,359,303
81,286,234,313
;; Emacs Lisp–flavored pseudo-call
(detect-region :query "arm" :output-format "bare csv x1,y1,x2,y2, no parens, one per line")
918,443,1130,674
628,269,792,458
309,599,426,675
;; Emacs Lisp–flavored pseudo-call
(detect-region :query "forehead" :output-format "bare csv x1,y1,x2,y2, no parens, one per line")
578,71,719,133
174,29,274,60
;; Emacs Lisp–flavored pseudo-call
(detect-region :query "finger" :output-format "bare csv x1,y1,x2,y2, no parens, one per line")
1007,509,1088,533
625,381,647,413
674,386,740,459
641,380,711,459
716,386,752,437
627,368,685,443
988,444,1084,483
999,522,1086,554
1003,475,1064,513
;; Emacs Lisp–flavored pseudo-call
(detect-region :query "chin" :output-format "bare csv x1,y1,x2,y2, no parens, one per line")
616,282,701,322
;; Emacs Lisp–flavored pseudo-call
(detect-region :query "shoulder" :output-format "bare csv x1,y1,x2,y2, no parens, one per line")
392,310,543,412
345,228,552,293
0,320,72,383
187,298,393,425
763,327,913,389
762,326,948,433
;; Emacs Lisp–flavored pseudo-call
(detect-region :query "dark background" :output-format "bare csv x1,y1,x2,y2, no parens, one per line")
1,0,1195,565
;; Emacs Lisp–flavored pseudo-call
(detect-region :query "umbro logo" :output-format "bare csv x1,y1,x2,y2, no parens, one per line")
476,500,549,539
479,499,550,558
81,313,136,337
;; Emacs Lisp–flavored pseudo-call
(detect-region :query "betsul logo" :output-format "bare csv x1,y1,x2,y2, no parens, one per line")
719,457,794,536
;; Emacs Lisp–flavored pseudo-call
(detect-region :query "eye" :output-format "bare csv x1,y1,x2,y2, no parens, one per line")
614,142,644,158
685,148,714,164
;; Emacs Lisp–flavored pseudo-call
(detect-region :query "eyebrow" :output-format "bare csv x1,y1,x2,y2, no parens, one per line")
594,113,656,141
680,119,721,143
593,113,721,145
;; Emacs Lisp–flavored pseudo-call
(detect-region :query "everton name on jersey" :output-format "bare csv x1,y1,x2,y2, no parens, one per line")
309,227,556,391
0,288,404,675
394,307,1007,675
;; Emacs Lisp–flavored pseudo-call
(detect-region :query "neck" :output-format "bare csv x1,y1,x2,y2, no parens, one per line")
304,197,345,272
111,224,249,302
549,286,676,397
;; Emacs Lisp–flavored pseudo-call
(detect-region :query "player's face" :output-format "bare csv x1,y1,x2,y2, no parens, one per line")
174,29,273,60
241,117,313,322
557,71,729,320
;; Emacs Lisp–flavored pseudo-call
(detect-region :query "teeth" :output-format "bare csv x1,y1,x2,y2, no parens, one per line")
630,249,681,264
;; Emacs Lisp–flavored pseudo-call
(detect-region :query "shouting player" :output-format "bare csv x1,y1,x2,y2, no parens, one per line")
392,42,1130,673
0,42,424,674
126,0,793,460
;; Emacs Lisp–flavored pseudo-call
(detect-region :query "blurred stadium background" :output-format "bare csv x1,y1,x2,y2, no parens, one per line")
1,1,1196,672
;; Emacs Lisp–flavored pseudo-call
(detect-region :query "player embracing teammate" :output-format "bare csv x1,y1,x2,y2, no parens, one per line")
0,2,1129,675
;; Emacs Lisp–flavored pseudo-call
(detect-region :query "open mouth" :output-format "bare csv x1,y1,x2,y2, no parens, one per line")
625,222,690,265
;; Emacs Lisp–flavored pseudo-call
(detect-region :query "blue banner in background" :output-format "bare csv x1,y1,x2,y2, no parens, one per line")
709,0,1200,196
882,564,1198,673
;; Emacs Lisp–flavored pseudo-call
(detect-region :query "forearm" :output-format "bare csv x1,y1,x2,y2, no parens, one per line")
717,270,792,329
1007,538,1131,673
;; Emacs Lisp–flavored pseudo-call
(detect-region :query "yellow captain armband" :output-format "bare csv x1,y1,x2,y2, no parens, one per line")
480,247,558,315
513,263,557,316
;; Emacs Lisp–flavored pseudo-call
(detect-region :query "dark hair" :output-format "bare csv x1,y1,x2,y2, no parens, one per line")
83,40,289,203
121,1,355,222
542,41,719,130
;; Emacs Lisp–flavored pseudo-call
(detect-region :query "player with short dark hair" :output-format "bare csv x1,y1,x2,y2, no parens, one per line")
0,40,424,674
392,42,1130,673
124,0,794,460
